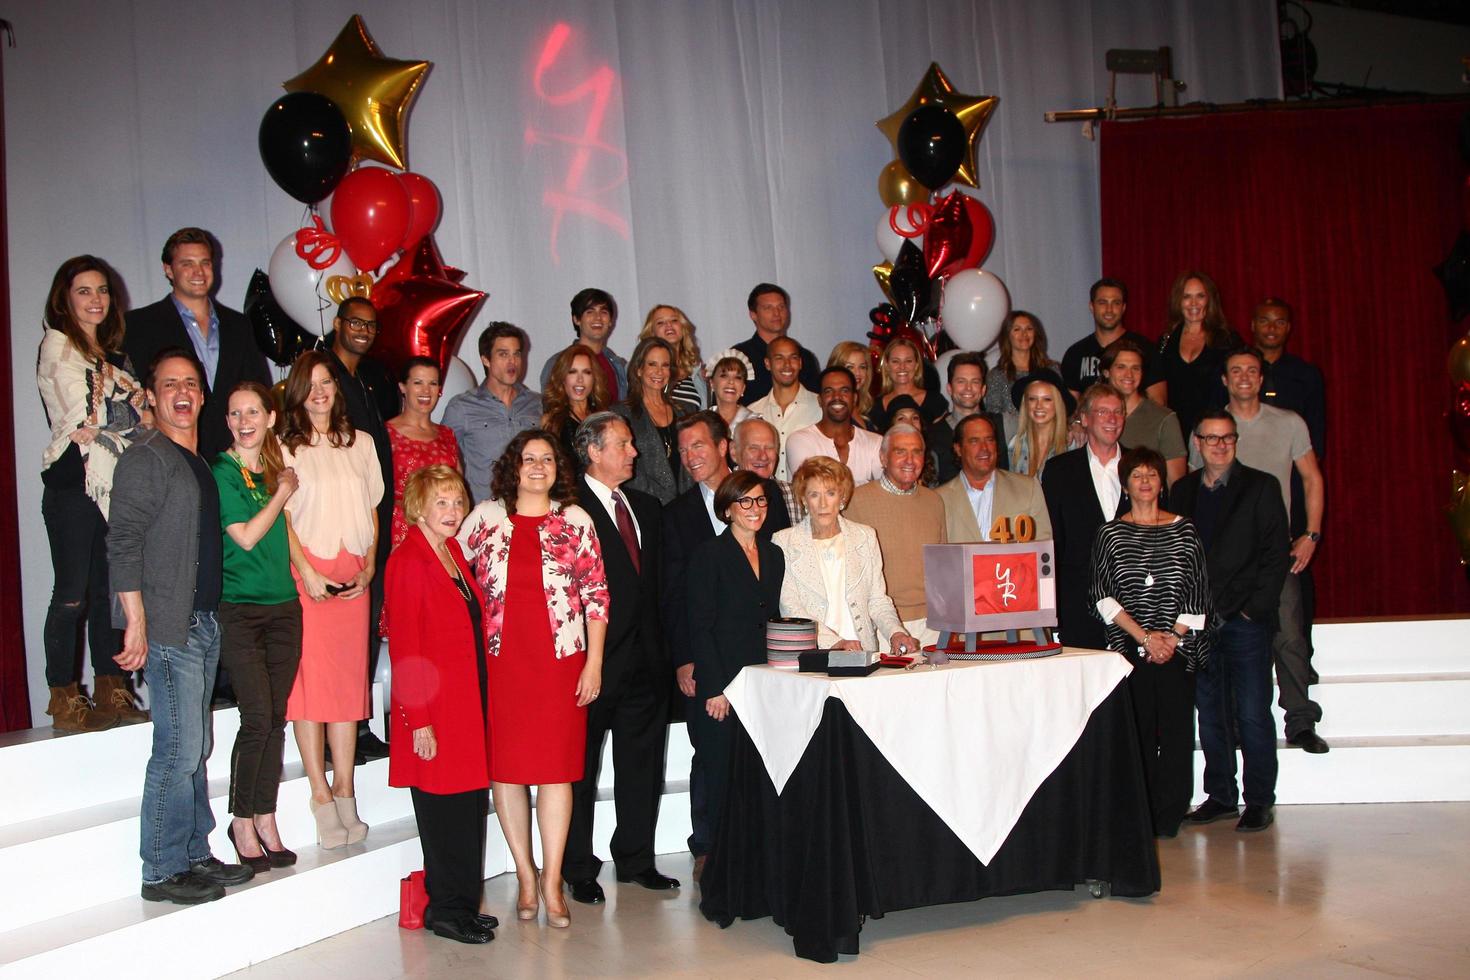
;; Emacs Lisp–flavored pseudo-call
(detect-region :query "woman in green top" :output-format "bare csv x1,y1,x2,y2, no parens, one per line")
211,381,301,871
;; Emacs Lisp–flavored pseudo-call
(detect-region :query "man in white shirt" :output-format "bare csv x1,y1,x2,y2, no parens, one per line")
745,336,820,480
785,367,882,486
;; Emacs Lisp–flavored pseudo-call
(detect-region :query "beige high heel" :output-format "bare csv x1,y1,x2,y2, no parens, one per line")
516,870,540,921
540,873,570,929
310,796,348,849
333,795,369,844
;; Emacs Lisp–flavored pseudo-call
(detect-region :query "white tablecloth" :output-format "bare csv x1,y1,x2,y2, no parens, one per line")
723,649,1131,865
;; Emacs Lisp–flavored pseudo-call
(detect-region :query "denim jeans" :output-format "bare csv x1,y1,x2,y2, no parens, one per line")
1196,616,1278,807
140,612,220,883
41,483,123,685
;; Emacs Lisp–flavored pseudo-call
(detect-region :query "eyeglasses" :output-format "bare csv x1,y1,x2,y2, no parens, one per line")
733,495,769,510
1196,433,1238,446
342,316,378,331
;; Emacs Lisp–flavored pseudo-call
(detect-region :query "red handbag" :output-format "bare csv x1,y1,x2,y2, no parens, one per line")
399,870,429,929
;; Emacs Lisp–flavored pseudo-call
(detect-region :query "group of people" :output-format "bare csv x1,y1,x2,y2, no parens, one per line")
37,227,1328,942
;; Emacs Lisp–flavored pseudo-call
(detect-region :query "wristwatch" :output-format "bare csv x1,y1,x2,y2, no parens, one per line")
1307,531,1321,542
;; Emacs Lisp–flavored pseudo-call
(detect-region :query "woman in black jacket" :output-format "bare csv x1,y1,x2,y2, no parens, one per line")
684,470,784,874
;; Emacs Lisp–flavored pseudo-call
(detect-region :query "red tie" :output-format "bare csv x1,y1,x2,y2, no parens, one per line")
614,491,641,574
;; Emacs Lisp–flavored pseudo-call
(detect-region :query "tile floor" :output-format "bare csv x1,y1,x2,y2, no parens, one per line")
235,802,1470,978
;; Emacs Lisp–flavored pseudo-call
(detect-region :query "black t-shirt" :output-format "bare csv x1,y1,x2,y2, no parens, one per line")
175,440,223,612
1060,329,1163,394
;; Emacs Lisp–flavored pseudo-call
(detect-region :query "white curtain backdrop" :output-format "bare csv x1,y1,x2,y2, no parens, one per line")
5,0,1278,719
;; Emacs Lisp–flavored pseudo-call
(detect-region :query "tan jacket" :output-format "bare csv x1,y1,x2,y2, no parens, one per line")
936,469,1053,544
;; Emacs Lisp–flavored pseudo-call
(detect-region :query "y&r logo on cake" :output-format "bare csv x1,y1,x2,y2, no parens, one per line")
972,553,1040,615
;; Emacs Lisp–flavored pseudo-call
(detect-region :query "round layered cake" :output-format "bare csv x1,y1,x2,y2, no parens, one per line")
766,617,817,668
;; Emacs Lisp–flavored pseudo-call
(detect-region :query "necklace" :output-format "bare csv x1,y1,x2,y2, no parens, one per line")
228,450,270,508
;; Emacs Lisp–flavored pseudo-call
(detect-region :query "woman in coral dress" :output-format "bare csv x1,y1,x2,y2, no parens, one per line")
459,428,607,929
385,356,461,553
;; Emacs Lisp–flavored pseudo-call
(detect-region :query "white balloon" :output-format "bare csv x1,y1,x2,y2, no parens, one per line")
433,356,476,425
940,268,1010,352
267,232,356,338
875,209,921,265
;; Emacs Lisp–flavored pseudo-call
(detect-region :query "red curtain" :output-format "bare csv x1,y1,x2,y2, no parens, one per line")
1100,103,1470,618
0,28,31,732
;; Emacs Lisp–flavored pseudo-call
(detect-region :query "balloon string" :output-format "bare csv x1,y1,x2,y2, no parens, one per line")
295,214,343,270
889,203,934,239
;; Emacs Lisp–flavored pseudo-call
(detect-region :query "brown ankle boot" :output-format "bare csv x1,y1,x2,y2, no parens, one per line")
92,675,150,725
47,684,117,733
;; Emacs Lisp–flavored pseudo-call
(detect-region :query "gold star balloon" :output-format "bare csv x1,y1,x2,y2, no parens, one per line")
877,63,997,189
284,16,430,171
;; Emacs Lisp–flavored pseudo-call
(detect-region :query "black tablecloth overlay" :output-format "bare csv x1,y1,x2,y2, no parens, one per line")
698,684,1160,962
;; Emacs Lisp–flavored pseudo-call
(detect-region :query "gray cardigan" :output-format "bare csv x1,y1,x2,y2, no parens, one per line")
108,428,204,648
611,400,692,505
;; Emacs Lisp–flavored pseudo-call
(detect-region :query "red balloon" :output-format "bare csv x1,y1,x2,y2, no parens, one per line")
330,167,412,272
378,233,451,288
1452,381,1470,459
373,275,487,380
397,171,442,252
924,191,996,280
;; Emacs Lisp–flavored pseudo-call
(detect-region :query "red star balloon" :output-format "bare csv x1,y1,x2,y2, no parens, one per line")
373,274,486,380
378,233,451,288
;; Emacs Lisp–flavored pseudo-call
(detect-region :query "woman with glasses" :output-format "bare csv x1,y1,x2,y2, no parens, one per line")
684,470,785,867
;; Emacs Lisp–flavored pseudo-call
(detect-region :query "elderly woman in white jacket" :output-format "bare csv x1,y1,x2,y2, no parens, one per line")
773,456,917,655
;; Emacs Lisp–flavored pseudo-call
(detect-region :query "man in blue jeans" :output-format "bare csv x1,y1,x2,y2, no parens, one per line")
1171,410,1291,833
110,347,252,903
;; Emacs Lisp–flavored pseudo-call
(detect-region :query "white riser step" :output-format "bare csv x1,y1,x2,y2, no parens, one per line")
1272,676,1470,739
1194,740,1470,804
1310,619,1468,675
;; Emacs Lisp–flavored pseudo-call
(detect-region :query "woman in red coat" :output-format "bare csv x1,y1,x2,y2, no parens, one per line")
384,464,495,946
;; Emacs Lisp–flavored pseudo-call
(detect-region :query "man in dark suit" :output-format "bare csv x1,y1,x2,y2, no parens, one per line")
1041,383,1129,651
661,411,789,878
567,412,679,902
123,228,271,458
1173,410,1290,833
926,351,1008,483
325,298,399,760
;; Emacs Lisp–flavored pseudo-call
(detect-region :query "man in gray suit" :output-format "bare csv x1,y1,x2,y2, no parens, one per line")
936,414,1052,543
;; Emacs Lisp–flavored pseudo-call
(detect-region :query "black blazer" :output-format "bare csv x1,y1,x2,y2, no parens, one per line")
926,411,1009,485
686,530,784,700
661,477,792,668
124,296,271,458
577,477,664,693
1041,446,1129,650
1171,462,1290,628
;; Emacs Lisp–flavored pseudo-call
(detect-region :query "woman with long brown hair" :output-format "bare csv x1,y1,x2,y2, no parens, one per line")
612,336,692,504
211,381,301,870
36,255,149,731
458,429,608,928
1159,271,1239,436
986,310,1056,442
277,350,385,849
541,343,609,475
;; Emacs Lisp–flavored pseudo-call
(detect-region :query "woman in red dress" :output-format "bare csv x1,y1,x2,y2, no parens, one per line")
458,429,608,929
385,356,461,553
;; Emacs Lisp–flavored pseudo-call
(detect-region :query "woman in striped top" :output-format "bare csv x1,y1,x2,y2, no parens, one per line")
1089,446,1212,839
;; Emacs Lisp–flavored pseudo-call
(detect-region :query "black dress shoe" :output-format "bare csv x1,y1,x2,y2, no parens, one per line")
1154,824,1181,839
567,878,605,904
1237,805,1276,832
429,917,494,944
191,855,255,887
1186,798,1241,825
1288,730,1330,754
142,871,225,905
357,725,390,761
615,868,681,890
475,913,500,931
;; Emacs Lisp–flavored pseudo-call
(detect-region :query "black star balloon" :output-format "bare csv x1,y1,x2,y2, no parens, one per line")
877,63,998,190
284,15,430,170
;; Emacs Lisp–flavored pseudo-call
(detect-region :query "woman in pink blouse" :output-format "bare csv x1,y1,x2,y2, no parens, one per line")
278,351,385,849
458,428,607,929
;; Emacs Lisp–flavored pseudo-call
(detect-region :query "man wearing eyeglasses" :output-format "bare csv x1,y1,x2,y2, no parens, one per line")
1222,347,1328,754
326,298,401,761
1172,410,1291,832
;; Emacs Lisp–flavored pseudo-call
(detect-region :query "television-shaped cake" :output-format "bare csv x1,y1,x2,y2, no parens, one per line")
922,541,1058,635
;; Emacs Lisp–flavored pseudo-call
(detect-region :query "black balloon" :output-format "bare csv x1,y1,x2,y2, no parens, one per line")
897,104,966,190
889,240,936,325
245,269,315,367
258,93,352,204
1436,231,1470,322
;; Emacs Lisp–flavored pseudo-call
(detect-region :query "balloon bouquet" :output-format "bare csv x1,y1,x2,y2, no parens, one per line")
869,63,1008,387
250,15,485,396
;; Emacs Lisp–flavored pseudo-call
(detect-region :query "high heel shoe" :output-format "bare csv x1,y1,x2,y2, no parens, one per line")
227,824,271,873
333,795,369,845
310,796,348,849
516,874,540,921
540,874,570,929
253,817,297,867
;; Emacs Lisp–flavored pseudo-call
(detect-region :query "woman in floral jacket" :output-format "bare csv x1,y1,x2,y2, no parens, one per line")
457,428,608,929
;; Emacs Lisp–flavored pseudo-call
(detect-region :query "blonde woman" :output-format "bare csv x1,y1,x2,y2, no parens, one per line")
869,337,946,432
639,304,707,411
827,341,875,428
1008,369,1075,478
